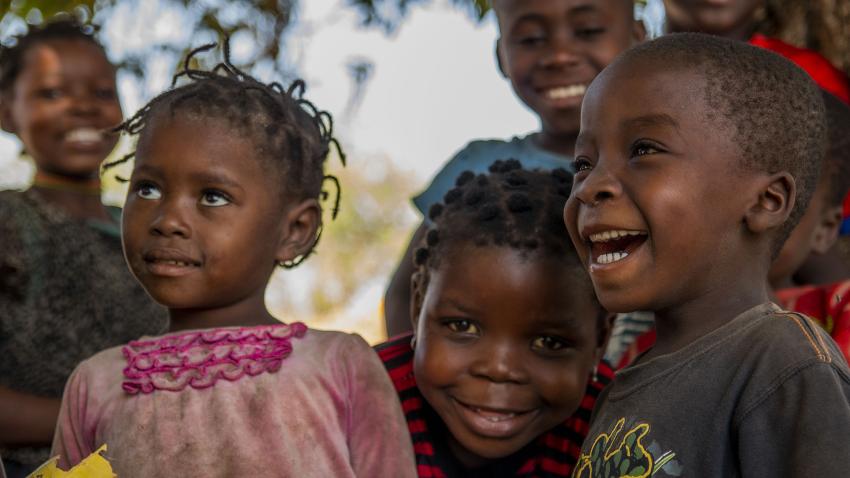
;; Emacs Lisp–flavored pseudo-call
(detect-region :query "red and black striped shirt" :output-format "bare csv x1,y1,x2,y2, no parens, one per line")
375,333,614,478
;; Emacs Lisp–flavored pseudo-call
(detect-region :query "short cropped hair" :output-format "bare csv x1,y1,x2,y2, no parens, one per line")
616,33,827,248
823,91,850,207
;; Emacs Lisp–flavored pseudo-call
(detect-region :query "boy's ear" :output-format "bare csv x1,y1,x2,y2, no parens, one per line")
275,198,321,264
811,205,843,254
495,39,508,79
410,270,427,333
744,172,795,235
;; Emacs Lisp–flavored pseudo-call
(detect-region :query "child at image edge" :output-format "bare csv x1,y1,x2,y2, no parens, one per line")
50,45,416,477
565,33,850,476
0,20,166,477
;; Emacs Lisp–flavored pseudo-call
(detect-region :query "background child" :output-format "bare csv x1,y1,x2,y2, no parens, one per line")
50,45,416,477
771,91,850,362
377,160,613,477
0,20,166,477
566,33,850,475
383,0,645,336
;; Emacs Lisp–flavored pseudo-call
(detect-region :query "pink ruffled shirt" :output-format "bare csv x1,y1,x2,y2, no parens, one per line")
51,324,416,477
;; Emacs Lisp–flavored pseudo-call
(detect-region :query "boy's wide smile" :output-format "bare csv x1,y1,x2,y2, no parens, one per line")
583,227,648,266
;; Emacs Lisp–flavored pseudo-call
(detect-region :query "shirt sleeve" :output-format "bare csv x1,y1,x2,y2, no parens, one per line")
340,334,417,477
412,142,482,220
736,360,850,476
51,361,97,470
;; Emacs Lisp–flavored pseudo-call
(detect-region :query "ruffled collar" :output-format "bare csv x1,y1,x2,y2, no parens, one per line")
122,323,307,394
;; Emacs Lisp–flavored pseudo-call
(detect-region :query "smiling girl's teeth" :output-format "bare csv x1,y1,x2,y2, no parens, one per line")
65,128,102,143
596,252,629,264
160,259,191,266
473,407,517,422
546,84,587,100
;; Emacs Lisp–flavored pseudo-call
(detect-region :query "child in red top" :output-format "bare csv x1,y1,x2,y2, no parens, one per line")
377,160,613,477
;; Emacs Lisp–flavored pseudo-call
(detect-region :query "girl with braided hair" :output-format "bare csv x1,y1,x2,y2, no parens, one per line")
376,160,612,477
50,43,415,477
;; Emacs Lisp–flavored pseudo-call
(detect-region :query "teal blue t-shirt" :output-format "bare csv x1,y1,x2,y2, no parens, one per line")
412,134,573,220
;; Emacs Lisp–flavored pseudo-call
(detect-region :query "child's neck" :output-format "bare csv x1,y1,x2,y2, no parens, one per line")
645,271,771,360
534,130,577,158
168,293,280,332
31,170,110,222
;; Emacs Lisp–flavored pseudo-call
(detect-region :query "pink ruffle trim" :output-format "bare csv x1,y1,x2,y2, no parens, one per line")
121,322,308,394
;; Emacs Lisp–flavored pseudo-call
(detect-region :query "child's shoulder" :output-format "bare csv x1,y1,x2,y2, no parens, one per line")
744,309,846,369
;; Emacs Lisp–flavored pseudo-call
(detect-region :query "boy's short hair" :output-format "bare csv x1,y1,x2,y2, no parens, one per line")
823,91,850,207
616,33,827,247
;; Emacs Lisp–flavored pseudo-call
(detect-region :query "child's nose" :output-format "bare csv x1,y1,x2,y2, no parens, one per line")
540,33,581,70
573,163,621,206
469,341,528,384
150,201,192,239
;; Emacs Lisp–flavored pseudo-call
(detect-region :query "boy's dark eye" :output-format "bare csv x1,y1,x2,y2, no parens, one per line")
36,88,62,100
95,88,117,100
575,27,605,39
517,34,546,46
445,319,480,335
531,335,570,352
630,141,662,158
572,157,593,172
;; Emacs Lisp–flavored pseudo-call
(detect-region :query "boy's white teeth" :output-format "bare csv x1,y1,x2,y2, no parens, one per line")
65,128,102,143
546,84,586,100
589,230,645,243
596,252,629,265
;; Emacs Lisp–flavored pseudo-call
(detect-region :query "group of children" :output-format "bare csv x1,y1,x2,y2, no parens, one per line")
1,0,850,476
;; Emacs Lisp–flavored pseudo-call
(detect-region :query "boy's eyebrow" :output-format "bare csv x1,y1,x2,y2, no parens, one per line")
622,113,680,131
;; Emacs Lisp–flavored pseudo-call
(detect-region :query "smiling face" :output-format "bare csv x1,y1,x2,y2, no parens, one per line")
0,39,122,179
564,61,763,314
495,0,642,144
412,245,603,467
663,0,764,39
122,113,291,316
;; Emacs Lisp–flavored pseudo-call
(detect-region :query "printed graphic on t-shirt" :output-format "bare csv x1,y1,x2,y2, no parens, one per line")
573,418,682,477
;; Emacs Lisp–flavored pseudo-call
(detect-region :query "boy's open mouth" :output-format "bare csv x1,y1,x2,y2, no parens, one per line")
588,229,648,265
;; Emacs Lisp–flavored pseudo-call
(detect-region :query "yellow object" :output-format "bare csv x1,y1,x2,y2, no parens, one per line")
27,445,115,478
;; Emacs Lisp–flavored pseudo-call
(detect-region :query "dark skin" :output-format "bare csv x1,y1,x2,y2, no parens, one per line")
768,175,843,290
123,112,320,332
384,0,644,336
411,245,607,468
564,58,795,359
0,39,122,447
663,0,765,41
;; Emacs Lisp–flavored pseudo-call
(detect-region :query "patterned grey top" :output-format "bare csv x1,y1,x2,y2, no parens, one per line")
0,189,167,466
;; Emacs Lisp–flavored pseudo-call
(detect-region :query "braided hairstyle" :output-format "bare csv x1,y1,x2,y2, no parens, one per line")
104,41,345,268
413,159,594,305
0,18,104,96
